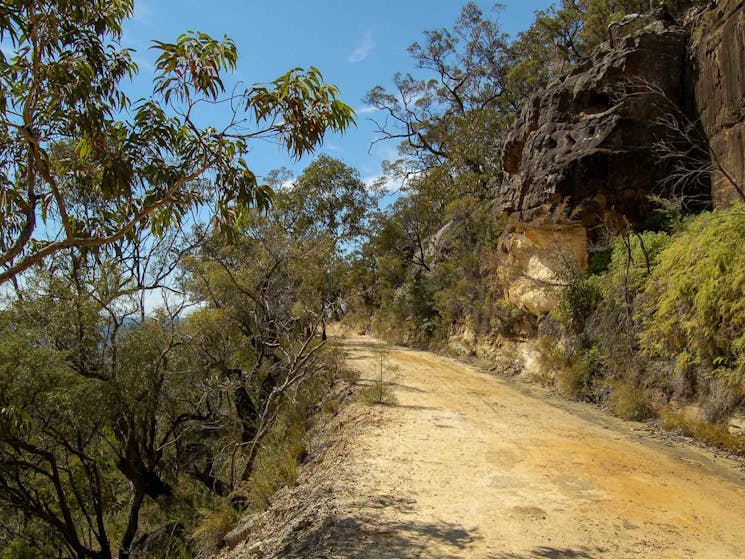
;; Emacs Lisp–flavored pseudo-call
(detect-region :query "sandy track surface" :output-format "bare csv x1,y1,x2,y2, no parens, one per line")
226,334,745,558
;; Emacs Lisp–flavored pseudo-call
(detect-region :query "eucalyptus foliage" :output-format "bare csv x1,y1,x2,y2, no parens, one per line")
0,0,354,284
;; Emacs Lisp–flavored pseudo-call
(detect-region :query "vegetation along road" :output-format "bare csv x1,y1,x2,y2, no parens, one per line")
316,334,745,558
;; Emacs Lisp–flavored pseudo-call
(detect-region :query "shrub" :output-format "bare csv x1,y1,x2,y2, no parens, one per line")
554,348,601,401
701,377,741,422
191,501,239,557
245,412,308,510
602,231,671,295
535,333,602,401
0,539,36,559
241,344,344,512
639,207,745,389
493,299,537,339
607,380,656,421
555,231,669,342
531,333,564,385
659,408,745,454
360,348,399,405
556,274,602,335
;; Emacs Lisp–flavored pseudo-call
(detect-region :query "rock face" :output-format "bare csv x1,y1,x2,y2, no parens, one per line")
498,224,588,315
500,28,691,230
692,0,745,207
494,3,745,315
498,26,696,314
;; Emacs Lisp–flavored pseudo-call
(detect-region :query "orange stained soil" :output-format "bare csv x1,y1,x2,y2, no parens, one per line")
329,334,745,559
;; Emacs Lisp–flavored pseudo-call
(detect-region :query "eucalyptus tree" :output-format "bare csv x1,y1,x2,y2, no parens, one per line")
364,3,516,198
275,155,372,246
0,1,355,556
0,229,205,559
180,217,337,488
272,156,375,336
0,0,354,285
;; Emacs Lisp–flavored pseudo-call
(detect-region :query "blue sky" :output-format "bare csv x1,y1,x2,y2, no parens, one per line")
121,0,553,189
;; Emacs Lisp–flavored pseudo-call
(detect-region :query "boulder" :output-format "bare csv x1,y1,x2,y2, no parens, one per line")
728,413,745,436
496,24,714,315
223,514,258,548
497,223,588,315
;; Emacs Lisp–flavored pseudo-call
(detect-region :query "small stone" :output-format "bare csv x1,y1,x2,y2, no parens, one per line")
223,515,257,548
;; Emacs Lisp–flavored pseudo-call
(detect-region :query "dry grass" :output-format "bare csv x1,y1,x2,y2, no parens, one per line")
554,355,595,400
359,348,399,405
191,501,239,558
359,381,397,406
245,418,308,511
607,380,656,421
660,407,745,454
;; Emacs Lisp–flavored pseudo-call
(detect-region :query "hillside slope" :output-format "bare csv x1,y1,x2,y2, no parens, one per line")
225,334,745,558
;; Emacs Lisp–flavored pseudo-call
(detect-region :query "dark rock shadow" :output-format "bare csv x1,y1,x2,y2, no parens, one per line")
387,382,427,393
361,494,418,514
341,341,389,353
391,403,442,412
344,354,373,361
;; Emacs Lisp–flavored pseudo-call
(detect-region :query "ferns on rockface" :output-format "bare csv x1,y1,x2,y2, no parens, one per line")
639,206,745,388
542,206,745,424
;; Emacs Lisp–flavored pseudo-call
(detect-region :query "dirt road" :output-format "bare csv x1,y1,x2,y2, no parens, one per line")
316,334,745,559
226,334,745,558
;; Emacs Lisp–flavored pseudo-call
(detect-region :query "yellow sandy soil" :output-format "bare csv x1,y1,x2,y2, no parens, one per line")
331,334,745,559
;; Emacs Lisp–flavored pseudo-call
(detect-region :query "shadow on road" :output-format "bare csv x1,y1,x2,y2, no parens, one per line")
277,513,482,558
489,548,600,558
276,509,602,559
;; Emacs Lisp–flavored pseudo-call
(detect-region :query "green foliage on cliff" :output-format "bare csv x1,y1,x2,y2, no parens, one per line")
350,182,529,348
542,208,745,431
639,207,745,387
349,0,713,350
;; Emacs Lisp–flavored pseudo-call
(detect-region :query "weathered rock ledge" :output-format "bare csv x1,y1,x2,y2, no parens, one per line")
498,26,694,314
500,28,690,233
497,1,745,315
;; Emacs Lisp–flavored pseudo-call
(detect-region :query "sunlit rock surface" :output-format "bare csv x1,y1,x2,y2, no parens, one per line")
498,223,588,315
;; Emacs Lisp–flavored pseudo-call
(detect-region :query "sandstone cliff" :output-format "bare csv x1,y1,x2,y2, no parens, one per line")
498,27,692,314
500,28,691,232
692,0,745,207
497,1,744,315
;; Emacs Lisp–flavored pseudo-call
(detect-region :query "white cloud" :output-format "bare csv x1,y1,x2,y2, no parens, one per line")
363,173,398,194
356,105,380,115
347,31,376,63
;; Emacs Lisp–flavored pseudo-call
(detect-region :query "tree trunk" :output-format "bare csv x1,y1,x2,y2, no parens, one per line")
119,487,145,559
